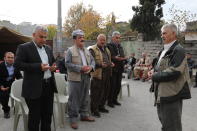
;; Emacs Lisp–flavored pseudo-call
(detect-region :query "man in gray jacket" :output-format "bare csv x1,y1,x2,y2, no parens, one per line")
65,29,95,129
149,24,191,131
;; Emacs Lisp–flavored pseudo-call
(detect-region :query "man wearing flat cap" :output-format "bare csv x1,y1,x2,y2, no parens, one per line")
65,29,95,129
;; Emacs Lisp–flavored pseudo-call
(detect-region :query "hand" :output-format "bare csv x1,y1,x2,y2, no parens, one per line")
101,62,108,68
115,56,122,61
41,64,50,71
81,66,92,73
116,56,127,61
86,66,92,72
124,56,129,60
148,70,154,79
111,62,115,67
49,63,57,72
1,86,9,91
81,66,90,72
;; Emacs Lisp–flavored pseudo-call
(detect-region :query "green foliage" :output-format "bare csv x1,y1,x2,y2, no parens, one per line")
104,13,137,39
47,25,57,40
78,10,103,40
130,0,165,41
63,2,86,37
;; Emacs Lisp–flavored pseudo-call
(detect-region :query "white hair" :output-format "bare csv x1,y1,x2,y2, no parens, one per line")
161,24,178,36
112,31,120,37
97,34,106,40
33,25,48,33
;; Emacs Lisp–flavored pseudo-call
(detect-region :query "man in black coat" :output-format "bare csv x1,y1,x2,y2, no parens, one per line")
150,24,191,131
0,52,22,118
57,51,67,81
127,53,136,79
14,26,57,131
107,31,127,107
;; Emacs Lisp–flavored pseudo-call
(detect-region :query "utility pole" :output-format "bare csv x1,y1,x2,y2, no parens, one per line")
56,0,62,54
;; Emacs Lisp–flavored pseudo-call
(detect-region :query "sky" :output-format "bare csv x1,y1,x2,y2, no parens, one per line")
0,0,197,25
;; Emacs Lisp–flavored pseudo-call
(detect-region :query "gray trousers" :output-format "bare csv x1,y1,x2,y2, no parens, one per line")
68,74,90,123
157,99,183,131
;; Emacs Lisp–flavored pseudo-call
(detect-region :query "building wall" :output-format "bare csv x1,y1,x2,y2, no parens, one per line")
52,37,197,63
185,32,197,41
122,40,197,63
53,37,95,57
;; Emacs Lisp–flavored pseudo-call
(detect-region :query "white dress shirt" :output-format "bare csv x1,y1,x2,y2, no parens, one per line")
79,49,88,66
33,41,51,79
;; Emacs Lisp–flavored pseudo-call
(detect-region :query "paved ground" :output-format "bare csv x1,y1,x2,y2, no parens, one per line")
0,79,197,131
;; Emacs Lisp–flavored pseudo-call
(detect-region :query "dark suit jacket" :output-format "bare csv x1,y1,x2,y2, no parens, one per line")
107,42,126,73
57,58,67,81
130,57,136,68
0,62,22,93
14,42,57,99
58,58,67,74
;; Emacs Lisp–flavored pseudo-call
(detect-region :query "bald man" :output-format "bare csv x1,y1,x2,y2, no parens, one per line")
89,34,113,117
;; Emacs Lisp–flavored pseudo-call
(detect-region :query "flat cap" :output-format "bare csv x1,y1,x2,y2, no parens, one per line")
72,29,84,37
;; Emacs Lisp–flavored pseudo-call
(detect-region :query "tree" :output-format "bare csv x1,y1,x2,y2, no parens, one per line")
167,4,197,31
63,3,104,40
47,25,57,40
78,9,103,40
63,2,86,37
130,0,165,41
105,12,116,36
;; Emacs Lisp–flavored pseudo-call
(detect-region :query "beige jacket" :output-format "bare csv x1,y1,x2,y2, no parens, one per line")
89,44,111,80
66,45,94,81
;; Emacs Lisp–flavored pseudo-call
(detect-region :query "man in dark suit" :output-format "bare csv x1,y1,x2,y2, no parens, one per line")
107,31,127,107
57,51,67,81
14,25,57,131
127,53,136,79
0,52,22,118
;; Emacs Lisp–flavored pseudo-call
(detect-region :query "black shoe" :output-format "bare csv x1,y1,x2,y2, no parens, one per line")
99,107,109,113
92,111,101,118
108,103,115,108
4,112,10,119
113,101,121,106
193,85,197,88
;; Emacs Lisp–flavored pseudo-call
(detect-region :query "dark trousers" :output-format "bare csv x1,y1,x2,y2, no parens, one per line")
90,69,111,112
0,90,10,113
90,78,102,112
100,69,111,108
108,71,122,104
157,99,183,131
25,80,54,131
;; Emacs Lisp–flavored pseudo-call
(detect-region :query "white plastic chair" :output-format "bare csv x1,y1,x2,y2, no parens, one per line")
10,79,28,131
11,79,56,131
119,74,131,99
54,73,69,127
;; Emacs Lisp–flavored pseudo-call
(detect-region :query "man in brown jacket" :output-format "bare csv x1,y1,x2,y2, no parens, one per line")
89,34,113,117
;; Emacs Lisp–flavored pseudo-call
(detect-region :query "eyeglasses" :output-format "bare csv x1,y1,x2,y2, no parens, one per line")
116,37,120,39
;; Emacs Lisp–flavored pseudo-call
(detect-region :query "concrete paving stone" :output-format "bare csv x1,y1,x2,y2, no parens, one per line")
0,79,197,131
